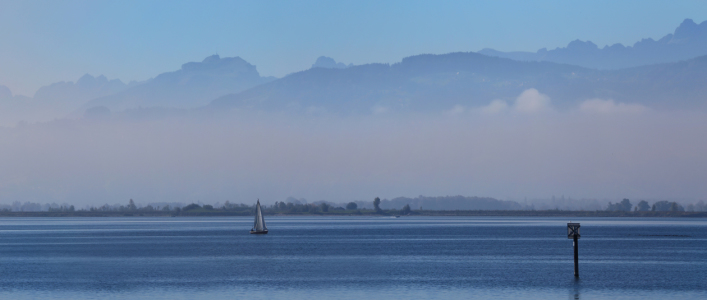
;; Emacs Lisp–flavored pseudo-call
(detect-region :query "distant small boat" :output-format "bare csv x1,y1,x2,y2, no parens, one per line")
250,199,268,234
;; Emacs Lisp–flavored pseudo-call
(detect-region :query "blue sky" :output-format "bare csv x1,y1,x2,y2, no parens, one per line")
1,0,706,96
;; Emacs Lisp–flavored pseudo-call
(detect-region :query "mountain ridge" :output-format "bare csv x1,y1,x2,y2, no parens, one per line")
0,74,129,126
208,51,707,113
479,18,707,69
80,55,275,112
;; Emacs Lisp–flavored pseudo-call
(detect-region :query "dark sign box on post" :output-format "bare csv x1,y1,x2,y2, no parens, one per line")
567,223,580,239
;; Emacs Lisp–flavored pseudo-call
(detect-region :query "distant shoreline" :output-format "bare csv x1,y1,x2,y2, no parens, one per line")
0,210,705,218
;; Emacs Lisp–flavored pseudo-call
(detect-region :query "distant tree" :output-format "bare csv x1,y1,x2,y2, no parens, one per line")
128,199,137,211
696,200,706,212
183,203,201,211
670,202,679,211
670,202,680,211
653,201,685,211
607,199,632,211
654,201,669,211
69,205,75,212
373,197,381,213
636,200,650,211
652,201,684,212
203,205,214,210
346,202,358,210
686,204,695,212
320,203,330,212
402,204,411,215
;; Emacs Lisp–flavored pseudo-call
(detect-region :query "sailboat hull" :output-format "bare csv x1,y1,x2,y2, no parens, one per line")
250,230,268,234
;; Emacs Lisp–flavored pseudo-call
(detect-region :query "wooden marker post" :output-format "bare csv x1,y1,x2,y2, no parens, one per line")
567,223,580,277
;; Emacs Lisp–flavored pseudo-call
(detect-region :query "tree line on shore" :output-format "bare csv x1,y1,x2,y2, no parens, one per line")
0,197,705,214
605,199,706,212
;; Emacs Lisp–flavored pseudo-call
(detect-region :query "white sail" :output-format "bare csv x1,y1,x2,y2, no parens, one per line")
252,200,267,232
259,206,266,230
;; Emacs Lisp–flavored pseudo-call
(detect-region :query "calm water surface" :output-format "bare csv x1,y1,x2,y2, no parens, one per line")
0,216,705,299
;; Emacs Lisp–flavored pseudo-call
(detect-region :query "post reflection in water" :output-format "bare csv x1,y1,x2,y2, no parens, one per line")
571,278,581,300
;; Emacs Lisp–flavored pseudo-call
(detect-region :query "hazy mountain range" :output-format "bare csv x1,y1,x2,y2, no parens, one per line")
80,55,275,112
479,19,707,69
210,51,707,113
0,55,274,126
0,74,130,125
1,19,707,127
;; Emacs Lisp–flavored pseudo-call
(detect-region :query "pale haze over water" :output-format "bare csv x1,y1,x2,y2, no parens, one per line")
2,107,707,206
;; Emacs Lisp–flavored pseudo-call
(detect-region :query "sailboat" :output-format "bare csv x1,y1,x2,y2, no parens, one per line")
250,199,268,234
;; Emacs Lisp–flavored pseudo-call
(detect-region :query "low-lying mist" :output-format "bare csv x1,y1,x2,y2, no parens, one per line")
1,89,706,207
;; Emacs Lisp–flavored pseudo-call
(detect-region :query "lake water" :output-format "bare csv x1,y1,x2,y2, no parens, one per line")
0,216,705,299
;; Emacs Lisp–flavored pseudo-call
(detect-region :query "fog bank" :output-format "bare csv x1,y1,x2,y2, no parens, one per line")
0,98,705,206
